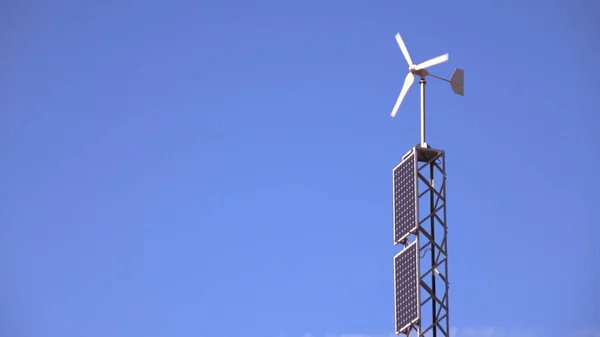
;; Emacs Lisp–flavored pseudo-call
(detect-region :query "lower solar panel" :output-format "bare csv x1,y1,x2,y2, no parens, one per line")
394,242,419,334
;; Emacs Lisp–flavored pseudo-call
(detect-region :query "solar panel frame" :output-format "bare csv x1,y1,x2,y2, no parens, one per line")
393,241,420,335
392,151,418,245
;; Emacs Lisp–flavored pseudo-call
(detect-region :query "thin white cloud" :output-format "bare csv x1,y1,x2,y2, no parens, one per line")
451,326,541,337
455,326,503,337
568,329,600,337
297,327,599,337
323,333,394,337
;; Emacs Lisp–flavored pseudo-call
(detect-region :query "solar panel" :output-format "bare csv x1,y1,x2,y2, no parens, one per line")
394,242,419,335
393,153,418,245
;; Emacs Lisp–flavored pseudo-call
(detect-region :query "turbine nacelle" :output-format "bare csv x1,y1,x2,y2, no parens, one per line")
410,67,429,78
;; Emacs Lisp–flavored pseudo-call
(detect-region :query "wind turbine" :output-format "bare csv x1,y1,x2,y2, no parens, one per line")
390,32,464,148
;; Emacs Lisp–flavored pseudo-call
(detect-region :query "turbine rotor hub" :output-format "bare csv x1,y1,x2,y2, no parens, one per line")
410,67,429,78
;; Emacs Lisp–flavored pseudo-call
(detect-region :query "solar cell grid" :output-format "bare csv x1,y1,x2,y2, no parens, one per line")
394,242,419,334
393,154,417,244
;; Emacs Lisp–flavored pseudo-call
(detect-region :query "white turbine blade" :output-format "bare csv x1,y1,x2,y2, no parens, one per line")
391,72,415,117
415,53,449,70
395,33,413,66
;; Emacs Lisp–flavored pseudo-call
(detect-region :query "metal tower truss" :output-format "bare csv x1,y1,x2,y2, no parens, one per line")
393,145,449,337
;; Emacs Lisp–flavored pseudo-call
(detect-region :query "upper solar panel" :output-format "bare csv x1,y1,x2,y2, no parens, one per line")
393,153,418,244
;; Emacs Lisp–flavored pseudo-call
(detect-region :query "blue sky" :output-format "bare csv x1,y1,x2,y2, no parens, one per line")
1,1,598,337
